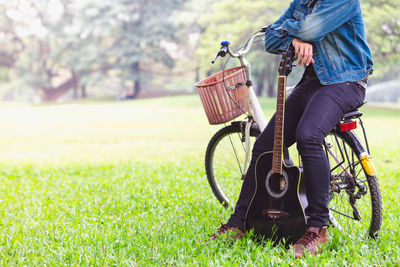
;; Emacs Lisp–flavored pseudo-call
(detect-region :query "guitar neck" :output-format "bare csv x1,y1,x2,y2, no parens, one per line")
272,75,287,174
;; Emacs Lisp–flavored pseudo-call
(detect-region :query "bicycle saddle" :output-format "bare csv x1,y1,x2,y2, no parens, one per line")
342,110,362,121
341,101,366,120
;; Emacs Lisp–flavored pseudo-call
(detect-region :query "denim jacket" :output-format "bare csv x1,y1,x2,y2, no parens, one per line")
264,0,373,85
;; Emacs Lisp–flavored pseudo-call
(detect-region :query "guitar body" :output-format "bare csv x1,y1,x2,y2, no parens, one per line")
244,151,308,243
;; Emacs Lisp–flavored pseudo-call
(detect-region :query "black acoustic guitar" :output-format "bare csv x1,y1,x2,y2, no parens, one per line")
244,47,308,243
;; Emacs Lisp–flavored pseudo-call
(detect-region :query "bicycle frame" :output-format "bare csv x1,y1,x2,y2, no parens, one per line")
225,31,268,131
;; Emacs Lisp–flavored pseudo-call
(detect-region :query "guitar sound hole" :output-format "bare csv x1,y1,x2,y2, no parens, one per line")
265,171,289,199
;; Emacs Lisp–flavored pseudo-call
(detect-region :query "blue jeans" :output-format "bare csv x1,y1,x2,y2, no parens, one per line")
227,68,366,229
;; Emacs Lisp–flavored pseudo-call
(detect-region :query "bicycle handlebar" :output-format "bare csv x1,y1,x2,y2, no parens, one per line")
230,31,265,57
212,26,270,64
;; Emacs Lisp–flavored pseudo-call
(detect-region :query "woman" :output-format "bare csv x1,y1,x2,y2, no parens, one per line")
209,0,372,258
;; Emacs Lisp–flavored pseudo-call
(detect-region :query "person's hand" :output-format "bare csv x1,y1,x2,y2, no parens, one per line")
292,38,315,67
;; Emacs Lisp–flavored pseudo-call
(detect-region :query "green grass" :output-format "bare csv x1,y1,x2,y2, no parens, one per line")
0,96,399,265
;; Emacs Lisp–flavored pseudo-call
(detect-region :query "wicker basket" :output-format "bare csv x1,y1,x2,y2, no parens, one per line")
195,66,248,125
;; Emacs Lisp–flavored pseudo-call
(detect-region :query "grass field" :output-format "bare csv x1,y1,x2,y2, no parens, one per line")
0,96,399,265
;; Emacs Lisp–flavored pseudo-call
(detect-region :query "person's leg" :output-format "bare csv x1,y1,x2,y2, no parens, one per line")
295,82,366,227
226,78,319,230
289,82,365,258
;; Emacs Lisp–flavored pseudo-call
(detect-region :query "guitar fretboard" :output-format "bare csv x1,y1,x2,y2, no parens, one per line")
272,76,286,174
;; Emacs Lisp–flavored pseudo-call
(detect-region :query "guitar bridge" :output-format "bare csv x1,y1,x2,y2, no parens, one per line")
262,209,289,220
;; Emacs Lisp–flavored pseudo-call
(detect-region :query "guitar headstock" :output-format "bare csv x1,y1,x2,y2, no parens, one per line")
278,46,295,77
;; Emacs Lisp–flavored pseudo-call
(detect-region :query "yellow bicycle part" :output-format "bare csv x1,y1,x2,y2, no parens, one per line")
360,153,377,176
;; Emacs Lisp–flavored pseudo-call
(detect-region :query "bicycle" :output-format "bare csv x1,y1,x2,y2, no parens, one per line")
195,26,382,238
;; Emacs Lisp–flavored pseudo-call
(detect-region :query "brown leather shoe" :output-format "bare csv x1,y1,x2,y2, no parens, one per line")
288,226,328,258
208,224,245,241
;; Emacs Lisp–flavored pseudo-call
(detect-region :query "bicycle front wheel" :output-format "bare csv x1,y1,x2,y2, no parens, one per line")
325,132,382,238
205,123,260,209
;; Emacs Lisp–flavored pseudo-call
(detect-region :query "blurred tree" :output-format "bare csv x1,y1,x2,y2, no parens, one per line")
84,0,184,99
0,4,25,69
0,0,184,101
172,0,214,89
363,0,400,82
28,0,80,101
0,0,94,101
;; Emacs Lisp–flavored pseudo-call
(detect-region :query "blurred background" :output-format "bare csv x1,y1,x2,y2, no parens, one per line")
0,2,399,265
0,0,399,104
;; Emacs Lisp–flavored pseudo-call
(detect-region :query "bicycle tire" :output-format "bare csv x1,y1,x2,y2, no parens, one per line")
325,132,382,238
205,123,260,209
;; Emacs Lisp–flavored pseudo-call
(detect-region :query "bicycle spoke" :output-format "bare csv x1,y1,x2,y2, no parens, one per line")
227,131,244,175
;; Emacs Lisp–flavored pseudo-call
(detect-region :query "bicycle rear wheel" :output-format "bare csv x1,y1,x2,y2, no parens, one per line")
205,123,260,209
325,132,382,238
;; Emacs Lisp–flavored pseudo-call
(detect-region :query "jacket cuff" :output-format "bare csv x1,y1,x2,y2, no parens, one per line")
281,36,294,51
275,28,293,51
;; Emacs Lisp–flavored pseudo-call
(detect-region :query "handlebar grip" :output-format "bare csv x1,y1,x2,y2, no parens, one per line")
211,45,229,64
218,46,228,57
